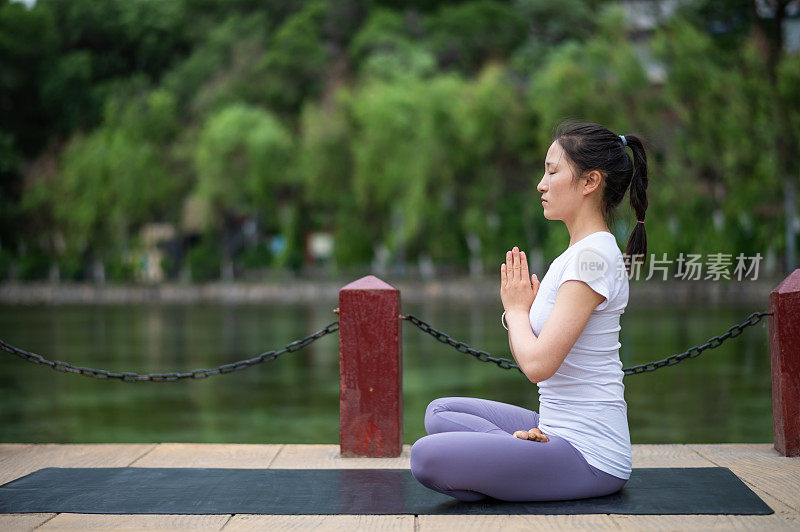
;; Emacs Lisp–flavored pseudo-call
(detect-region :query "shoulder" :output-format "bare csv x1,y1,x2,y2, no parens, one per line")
561,233,622,275
556,232,627,311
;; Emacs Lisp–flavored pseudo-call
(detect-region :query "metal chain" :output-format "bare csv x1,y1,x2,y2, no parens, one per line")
402,311,772,376
0,321,340,382
0,309,775,381
401,314,525,374
622,311,771,375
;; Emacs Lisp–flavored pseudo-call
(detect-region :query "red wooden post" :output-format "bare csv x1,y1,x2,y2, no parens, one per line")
770,268,800,457
338,275,402,457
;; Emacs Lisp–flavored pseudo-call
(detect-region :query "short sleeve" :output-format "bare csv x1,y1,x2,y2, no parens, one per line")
557,243,618,312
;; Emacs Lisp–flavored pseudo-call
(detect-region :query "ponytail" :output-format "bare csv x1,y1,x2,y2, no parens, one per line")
623,134,648,272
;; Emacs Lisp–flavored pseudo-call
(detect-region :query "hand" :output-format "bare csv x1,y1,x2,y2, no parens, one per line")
500,246,540,313
513,428,549,442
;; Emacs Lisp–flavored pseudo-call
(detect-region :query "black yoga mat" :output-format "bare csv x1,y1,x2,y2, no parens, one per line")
0,467,773,515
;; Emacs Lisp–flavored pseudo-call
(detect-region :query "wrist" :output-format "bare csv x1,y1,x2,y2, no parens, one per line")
505,309,531,332
505,308,530,320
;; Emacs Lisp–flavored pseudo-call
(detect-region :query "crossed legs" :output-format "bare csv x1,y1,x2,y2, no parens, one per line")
410,396,627,502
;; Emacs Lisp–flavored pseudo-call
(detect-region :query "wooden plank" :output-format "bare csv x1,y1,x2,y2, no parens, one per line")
1,443,798,532
0,444,156,485
632,444,716,467
0,513,55,531
611,514,799,530
129,444,283,468
270,444,411,469
744,482,798,518
224,515,413,531
418,515,616,531
37,513,229,530
690,443,800,511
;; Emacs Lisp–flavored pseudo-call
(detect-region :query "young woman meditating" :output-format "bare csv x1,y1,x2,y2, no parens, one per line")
410,121,649,501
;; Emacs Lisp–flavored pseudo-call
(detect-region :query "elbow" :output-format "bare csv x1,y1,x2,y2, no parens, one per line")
522,363,547,384
523,361,555,384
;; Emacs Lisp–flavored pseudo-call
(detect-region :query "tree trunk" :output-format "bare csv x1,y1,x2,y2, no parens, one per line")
750,0,797,273
785,179,797,273
48,263,60,284
92,259,105,284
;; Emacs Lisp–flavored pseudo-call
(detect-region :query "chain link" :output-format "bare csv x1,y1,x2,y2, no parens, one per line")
1,309,775,381
402,311,772,376
0,321,339,382
401,314,525,374
621,311,771,375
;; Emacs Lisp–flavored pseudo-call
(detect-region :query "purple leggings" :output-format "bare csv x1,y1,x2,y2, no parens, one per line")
409,397,628,502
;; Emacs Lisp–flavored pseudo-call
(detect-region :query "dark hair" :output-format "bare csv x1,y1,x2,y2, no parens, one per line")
554,120,648,272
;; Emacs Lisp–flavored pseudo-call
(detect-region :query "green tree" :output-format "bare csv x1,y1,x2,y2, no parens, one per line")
349,7,436,80
257,1,332,114
509,0,596,75
526,5,659,260
454,63,530,272
343,73,468,267
652,18,781,260
425,1,528,73
194,103,295,274
20,84,183,280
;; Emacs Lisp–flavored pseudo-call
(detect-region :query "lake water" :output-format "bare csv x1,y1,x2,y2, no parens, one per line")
0,300,772,445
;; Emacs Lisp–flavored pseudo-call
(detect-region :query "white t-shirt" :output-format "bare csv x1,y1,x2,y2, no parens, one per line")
528,230,632,480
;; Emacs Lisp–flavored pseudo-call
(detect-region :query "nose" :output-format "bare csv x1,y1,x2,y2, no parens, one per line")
537,174,547,193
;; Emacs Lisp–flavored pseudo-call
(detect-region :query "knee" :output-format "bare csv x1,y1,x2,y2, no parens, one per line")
424,397,451,434
410,436,438,485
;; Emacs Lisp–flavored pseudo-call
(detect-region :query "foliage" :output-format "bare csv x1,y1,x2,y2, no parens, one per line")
257,1,332,113
424,1,528,73
526,5,658,258
3,0,797,280
194,103,295,231
652,18,782,257
187,237,222,282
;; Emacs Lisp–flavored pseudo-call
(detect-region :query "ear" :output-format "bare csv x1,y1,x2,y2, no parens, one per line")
582,170,603,196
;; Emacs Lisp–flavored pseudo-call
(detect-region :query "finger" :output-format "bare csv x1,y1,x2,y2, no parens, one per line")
520,250,530,278
513,430,529,440
500,263,507,287
512,247,520,281
506,250,512,275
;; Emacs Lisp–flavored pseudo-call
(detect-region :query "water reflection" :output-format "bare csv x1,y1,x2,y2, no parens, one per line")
0,301,771,444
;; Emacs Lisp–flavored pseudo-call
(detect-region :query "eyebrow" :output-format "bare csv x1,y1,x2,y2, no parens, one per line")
545,161,557,168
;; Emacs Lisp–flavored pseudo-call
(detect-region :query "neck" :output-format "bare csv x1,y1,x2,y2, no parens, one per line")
565,210,610,247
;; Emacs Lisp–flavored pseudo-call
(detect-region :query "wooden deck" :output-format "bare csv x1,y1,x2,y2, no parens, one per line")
1,443,798,531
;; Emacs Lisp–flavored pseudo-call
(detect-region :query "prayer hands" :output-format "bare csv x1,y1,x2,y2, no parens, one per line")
513,427,550,442
500,246,540,313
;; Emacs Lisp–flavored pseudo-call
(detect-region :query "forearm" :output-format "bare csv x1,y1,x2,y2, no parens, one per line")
505,309,540,382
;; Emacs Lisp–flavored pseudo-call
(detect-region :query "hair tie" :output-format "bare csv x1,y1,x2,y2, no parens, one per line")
619,135,627,146
637,220,644,224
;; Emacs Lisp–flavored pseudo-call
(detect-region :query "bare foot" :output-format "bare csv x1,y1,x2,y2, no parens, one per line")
527,427,549,442
513,428,549,442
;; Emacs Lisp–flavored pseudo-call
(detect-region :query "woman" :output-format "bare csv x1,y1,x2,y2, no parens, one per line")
409,121,648,502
